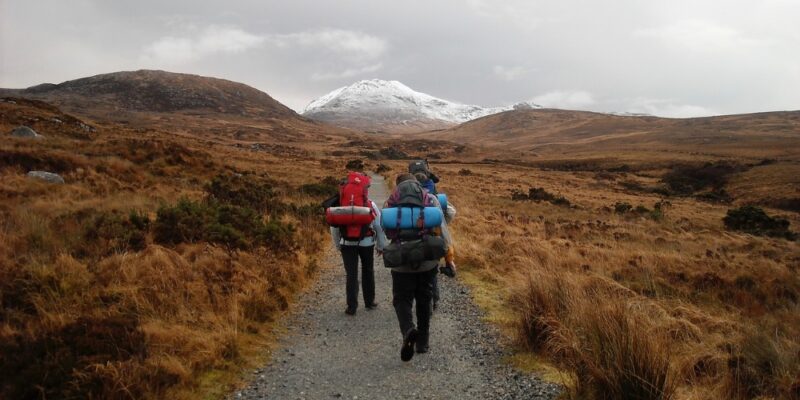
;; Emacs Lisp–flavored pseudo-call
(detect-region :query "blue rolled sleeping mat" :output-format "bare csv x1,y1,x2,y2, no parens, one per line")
436,193,448,211
381,207,443,229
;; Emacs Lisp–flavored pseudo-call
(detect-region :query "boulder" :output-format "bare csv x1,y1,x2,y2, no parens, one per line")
27,171,65,184
11,126,43,138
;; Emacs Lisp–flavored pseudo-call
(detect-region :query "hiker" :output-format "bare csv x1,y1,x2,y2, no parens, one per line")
382,173,452,361
327,172,386,315
408,159,439,194
413,173,458,311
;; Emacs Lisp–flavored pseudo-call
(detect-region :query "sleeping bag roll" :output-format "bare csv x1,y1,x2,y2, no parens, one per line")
326,206,374,226
381,207,443,229
437,193,448,211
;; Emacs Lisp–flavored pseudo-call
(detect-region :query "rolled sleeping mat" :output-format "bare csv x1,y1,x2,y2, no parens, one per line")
326,206,374,226
437,193,448,212
381,207,443,229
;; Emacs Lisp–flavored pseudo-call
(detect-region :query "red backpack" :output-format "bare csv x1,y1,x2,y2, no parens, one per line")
325,172,375,240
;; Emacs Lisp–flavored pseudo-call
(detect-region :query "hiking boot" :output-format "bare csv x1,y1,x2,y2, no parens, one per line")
365,302,378,310
401,328,418,362
345,307,356,316
416,331,429,354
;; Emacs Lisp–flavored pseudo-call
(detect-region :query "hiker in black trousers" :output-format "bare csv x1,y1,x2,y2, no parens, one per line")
331,199,386,315
383,174,453,361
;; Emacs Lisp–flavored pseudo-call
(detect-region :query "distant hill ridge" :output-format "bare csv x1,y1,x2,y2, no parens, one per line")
1,70,296,119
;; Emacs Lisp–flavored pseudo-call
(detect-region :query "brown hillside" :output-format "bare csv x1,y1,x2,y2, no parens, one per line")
1,70,365,145
410,108,800,162
3,70,295,118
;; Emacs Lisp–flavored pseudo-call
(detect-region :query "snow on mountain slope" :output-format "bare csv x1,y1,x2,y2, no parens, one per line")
302,79,540,132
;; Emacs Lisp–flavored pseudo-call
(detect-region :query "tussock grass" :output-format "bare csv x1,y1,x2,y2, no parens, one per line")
0,105,335,399
397,160,800,399
513,272,675,399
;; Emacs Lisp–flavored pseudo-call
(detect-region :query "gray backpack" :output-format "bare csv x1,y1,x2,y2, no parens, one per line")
408,160,431,178
382,179,445,269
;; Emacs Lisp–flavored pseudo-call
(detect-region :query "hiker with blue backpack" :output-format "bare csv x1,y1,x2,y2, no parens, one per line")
409,161,458,310
381,173,453,361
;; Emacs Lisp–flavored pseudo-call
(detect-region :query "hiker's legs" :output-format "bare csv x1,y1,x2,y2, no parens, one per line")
414,269,435,340
391,270,416,335
340,245,359,310
359,245,375,305
431,267,440,308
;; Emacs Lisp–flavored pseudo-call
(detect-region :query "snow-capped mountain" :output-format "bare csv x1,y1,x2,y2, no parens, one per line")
302,79,540,133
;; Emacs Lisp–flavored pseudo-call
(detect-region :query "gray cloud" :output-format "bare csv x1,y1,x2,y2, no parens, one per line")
1,0,798,117
141,26,266,66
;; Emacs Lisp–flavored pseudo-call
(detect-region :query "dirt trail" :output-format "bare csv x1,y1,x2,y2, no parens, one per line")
234,174,559,399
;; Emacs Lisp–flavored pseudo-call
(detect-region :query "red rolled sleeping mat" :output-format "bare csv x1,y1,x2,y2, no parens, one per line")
325,206,374,226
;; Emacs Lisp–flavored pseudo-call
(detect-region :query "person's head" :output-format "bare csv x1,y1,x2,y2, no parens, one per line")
395,173,415,186
414,173,429,184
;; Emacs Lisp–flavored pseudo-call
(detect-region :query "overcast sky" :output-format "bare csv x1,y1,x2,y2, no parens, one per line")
2,0,798,117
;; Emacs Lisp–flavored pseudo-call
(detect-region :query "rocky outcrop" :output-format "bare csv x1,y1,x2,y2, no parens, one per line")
27,171,64,184
11,126,43,138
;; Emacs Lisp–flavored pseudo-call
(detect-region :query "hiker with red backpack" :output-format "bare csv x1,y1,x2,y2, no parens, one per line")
381,173,452,361
326,172,386,315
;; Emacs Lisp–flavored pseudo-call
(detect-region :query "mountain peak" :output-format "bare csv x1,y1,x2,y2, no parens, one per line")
302,79,540,133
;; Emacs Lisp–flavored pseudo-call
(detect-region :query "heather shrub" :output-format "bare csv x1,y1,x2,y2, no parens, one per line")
614,202,633,214
79,210,150,257
661,162,743,196
153,199,212,245
511,187,571,207
723,205,796,240
205,173,276,212
0,314,148,400
154,199,295,250
299,176,339,198
345,159,365,171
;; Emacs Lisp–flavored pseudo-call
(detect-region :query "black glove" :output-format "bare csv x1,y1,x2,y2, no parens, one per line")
439,264,456,278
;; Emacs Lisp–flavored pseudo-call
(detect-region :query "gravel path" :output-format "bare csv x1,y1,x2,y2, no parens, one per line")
233,174,560,400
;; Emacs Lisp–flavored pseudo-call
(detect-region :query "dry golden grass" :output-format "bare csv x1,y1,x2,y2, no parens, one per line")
0,99,340,399
3,87,799,399
375,158,800,399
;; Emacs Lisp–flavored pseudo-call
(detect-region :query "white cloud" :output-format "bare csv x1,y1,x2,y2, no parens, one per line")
311,63,383,81
624,97,716,118
532,90,595,109
493,65,529,81
142,26,264,65
635,19,762,51
268,29,387,60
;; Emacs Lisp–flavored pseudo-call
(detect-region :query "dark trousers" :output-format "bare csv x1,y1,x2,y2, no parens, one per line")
340,245,375,309
432,268,440,304
391,269,436,337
